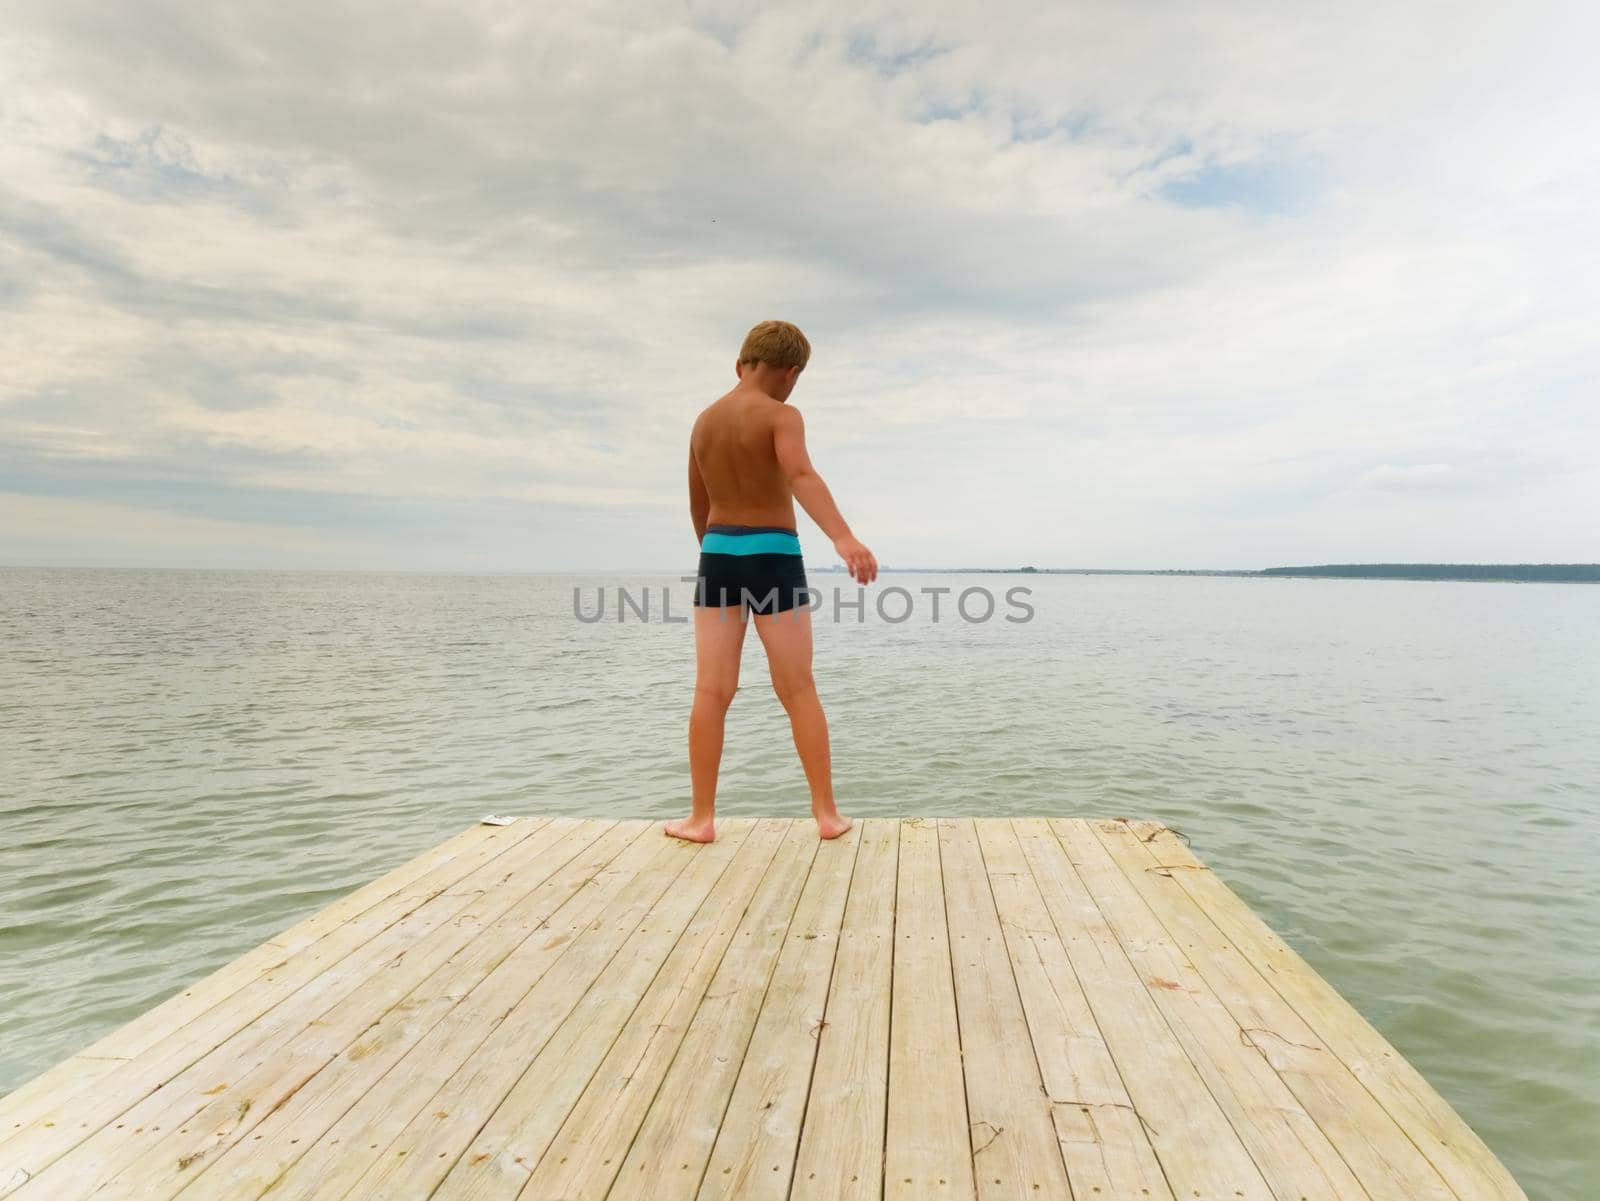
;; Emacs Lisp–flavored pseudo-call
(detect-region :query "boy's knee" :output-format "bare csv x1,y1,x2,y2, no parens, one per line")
695,681,737,711
770,672,816,707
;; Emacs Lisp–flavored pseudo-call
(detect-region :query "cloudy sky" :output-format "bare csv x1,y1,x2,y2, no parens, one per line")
2,0,1596,571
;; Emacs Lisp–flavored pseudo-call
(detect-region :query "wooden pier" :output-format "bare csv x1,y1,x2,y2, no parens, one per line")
0,817,1526,1200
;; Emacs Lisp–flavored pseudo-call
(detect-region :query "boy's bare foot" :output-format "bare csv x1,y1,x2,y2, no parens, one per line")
664,815,716,843
814,811,853,840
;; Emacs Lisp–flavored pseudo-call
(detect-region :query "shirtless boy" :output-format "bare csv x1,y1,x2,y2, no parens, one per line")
665,320,878,844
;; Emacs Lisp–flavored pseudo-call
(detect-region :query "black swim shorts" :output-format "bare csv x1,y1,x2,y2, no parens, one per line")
693,523,813,613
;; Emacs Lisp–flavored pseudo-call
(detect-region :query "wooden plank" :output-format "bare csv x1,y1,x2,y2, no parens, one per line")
524,820,819,1201
322,821,757,1201
1012,818,1274,1201
0,817,576,1198
55,819,636,1201
694,820,862,1201
0,819,522,1132
1092,819,1460,1201
884,818,973,1201
788,817,899,1201
600,822,820,1201
429,819,788,1201
195,820,668,1201
1051,819,1369,1201
974,819,1172,1200
1126,821,1529,1201
939,818,1072,1201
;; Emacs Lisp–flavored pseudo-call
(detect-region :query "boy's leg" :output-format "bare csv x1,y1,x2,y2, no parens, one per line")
666,604,747,843
752,605,853,839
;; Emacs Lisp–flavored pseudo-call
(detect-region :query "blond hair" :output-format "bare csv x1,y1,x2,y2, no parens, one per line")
737,319,811,369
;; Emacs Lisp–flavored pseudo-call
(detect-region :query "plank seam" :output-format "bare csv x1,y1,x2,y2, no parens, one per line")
781,822,868,1201
592,821,803,1200
877,821,902,1201
0,817,576,1194
1040,819,1280,1200
968,818,1075,1200
478,822,768,1199
935,820,978,1201
673,830,824,1201
0,821,537,1130
318,822,702,1201
1082,819,1378,1201
157,819,635,1201
1010,818,1179,1200
1106,822,1478,1201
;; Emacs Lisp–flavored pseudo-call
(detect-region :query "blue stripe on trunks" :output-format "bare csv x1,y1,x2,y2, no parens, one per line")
700,526,802,556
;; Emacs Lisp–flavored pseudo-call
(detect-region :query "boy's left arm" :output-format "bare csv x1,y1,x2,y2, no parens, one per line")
688,444,710,542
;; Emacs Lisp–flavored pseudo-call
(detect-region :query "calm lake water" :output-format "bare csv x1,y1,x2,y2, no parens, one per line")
1,567,1596,1200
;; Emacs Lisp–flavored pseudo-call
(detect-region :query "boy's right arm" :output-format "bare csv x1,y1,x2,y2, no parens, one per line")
773,406,878,584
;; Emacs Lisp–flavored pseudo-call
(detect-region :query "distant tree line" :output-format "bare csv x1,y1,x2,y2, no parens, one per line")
1258,564,1600,582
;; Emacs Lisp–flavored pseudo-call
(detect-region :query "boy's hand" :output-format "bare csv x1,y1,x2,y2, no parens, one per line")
833,535,878,585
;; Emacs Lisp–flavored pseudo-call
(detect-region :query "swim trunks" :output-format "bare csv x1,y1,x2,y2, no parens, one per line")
693,523,812,613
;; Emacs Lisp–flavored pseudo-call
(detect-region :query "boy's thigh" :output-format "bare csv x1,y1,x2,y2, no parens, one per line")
693,604,748,688
752,604,814,686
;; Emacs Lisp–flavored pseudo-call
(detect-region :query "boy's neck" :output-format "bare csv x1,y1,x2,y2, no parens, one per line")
735,381,786,402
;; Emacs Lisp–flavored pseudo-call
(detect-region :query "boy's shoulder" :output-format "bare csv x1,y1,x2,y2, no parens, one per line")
699,389,798,426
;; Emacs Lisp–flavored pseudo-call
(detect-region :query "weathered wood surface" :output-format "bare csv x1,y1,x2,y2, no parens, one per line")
0,817,1526,1200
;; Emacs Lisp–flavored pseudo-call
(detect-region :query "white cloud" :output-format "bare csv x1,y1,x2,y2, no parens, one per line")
1,0,1597,569
1354,464,1474,493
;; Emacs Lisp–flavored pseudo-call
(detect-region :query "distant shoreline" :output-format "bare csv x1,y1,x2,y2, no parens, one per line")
816,563,1600,583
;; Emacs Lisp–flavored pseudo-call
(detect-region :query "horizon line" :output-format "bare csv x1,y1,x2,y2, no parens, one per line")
4,561,1598,576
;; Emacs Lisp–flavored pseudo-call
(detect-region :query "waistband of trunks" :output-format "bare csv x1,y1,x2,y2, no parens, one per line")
700,524,802,556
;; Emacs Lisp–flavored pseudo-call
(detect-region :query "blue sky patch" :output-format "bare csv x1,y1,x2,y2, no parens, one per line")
68,126,281,219
910,89,985,124
1007,106,1098,144
1157,147,1323,216
845,31,952,79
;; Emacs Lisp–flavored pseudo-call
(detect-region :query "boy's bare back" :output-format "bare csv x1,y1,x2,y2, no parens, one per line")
685,350,876,584
689,389,799,530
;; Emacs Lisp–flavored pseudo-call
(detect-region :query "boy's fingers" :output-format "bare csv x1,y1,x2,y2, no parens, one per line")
844,548,875,585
